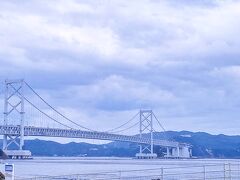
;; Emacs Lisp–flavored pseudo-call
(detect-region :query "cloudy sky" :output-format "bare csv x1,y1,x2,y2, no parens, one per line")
1,0,240,137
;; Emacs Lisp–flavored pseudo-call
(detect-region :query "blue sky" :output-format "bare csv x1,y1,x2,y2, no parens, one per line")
1,0,240,136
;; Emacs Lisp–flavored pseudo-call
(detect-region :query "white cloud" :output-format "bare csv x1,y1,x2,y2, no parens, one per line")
1,0,240,135
211,66,240,78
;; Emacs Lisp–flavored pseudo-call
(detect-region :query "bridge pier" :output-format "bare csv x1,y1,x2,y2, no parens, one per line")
166,147,170,157
164,146,192,158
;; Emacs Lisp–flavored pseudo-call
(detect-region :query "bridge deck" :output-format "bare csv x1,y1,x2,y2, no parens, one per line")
0,125,184,148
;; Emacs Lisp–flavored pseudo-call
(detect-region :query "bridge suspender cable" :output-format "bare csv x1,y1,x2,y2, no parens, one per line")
24,81,95,131
24,81,142,133
105,112,139,133
109,121,139,134
152,113,167,132
23,96,74,129
153,112,174,142
22,81,165,136
9,84,73,129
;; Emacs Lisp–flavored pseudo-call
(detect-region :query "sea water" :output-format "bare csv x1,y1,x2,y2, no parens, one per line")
1,157,240,179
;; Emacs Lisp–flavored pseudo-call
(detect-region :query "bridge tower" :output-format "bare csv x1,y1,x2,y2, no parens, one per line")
136,110,157,159
2,79,31,158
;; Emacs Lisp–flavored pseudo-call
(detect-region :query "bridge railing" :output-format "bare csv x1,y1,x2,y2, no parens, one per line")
18,163,240,180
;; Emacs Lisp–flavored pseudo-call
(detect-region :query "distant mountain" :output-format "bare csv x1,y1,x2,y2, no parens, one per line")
23,139,139,157
162,131,240,158
1,131,240,158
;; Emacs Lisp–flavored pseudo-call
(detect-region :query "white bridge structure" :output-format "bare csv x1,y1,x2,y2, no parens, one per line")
1,79,191,159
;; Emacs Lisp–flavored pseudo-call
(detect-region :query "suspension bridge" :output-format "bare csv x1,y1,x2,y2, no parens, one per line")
0,79,191,159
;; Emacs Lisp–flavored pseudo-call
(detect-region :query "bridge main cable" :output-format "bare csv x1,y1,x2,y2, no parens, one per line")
24,81,95,131
152,112,174,142
109,121,139,134
25,81,142,133
105,112,139,133
13,84,141,135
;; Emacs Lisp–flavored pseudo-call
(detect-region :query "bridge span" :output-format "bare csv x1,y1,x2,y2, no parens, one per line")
1,79,192,159
0,125,180,147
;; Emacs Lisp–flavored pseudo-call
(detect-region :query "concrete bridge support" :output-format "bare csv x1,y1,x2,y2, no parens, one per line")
165,146,192,158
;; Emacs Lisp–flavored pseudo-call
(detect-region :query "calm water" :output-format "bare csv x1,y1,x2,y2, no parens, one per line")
1,157,240,179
